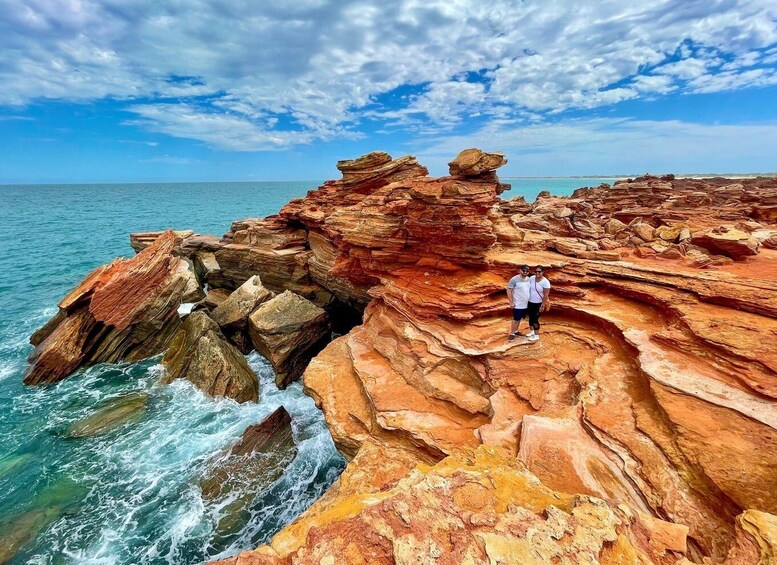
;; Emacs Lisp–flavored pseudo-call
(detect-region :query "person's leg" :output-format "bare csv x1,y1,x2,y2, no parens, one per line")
508,309,526,340
527,303,540,341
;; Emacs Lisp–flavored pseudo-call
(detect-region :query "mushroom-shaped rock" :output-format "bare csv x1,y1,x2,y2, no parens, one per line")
162,311,259,403
210,275,275,352
692,227,760,260
24,231,203,386
200,406,297,539
248,291,331,389
448,148,507,177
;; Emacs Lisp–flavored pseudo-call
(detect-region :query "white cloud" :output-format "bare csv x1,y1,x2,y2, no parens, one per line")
0,0,776,149
416,117,777,176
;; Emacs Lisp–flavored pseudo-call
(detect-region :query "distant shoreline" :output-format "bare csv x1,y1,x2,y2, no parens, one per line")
504,173,777,180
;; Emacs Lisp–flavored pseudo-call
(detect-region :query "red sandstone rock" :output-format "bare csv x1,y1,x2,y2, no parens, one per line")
161,311,259,403
25,231,202,385
39,153,777,565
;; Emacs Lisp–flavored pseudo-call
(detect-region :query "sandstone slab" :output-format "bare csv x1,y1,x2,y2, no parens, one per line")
249,291,331,389
162,311,258,403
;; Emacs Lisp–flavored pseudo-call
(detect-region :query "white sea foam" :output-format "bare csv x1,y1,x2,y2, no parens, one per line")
10,352,344,564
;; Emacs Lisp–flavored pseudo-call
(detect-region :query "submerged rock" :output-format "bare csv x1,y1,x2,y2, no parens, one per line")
210,275,275,353
200,406,297,538
162,311,258,403
65,392,148,438
24,231,203,386
248,291,330,389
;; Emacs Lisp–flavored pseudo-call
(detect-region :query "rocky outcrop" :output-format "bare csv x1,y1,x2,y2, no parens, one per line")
217,445,689,565
248,291,330,389
162,311,258,403
190,155,777,565
211,275,275,352
33,152,777,564
25,231,202,385
692,226,760,259
200,406,296,540
448,147,507,178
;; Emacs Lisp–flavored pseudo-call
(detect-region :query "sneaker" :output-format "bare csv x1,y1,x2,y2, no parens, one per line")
526,330,536,337
508,333,516,342
527,334,540,342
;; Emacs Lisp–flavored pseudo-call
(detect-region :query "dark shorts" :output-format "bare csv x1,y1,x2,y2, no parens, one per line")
512,307,527,321
528,301,542,328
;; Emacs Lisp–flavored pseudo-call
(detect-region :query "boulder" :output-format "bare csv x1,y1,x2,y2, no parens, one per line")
692,227,760,260
162,311,258,403
631,222,655,242
604,218,628,235
553,239,588,256
448,148,507,177
248,291,331,389
24,231,203,386
211,275,275,352
654,224,685,242
200,406,297,539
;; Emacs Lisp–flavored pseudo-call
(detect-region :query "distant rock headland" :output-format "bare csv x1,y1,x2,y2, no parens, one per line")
25,149,777,564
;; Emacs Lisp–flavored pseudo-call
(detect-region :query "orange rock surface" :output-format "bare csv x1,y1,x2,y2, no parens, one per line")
25,231,202,385
184,151,777,564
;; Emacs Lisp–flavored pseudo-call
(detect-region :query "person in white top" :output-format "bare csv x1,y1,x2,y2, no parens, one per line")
506,264,531,341
525,265,551,342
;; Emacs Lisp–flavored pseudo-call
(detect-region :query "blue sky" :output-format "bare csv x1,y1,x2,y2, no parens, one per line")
1,0,776,183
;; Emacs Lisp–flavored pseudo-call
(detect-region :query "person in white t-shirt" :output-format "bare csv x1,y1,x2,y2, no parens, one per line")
506,264,531,341
525,265,551,342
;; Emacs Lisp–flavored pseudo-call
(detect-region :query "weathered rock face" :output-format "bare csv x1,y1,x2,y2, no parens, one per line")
448,147,507,178
184,155,777,565
25,231,203,385
248,291,330,389
211,275,275,352
200,406,296,540
162,311,258,403
216,445,689,565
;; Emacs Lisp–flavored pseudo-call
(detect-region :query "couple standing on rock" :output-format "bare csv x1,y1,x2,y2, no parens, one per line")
506,265,551,342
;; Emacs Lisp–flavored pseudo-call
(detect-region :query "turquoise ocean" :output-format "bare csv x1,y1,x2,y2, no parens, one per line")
0,178,614,564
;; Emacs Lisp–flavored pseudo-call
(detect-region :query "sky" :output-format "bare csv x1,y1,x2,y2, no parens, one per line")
0,0,776,183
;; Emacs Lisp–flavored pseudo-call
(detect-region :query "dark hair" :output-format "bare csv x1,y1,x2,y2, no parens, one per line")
521,264,529,270
535,265,544,271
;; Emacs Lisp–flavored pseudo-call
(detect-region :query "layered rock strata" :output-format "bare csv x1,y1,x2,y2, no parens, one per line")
201,406,297,539
248,291,331,389
27,149,777,564
211,275,276,353
162,311,259,403
25,231,202,385
183,151,777,564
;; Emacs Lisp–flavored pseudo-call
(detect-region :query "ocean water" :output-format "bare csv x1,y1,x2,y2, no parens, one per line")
0,177,613,564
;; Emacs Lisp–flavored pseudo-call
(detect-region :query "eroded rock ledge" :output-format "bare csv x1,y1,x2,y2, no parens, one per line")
204,150,776,564
27,149,777,564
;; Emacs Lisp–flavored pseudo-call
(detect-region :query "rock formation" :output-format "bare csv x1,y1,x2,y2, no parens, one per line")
28,149,777,564
162,311,259,403
65,392,148,437
248,291,331,389
25,231,203,385
216,445,689,565
201,406,297,540
211,275,276,352
171,151,773,564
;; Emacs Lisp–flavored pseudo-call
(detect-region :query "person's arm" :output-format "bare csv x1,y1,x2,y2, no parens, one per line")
507,287,513,307
542,286,551,312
